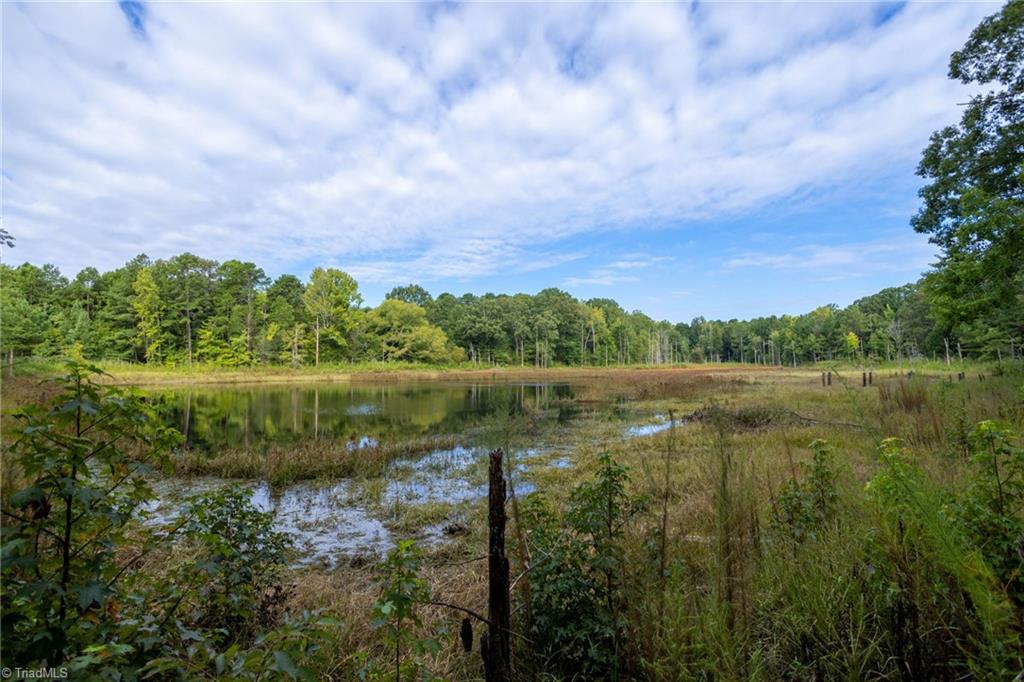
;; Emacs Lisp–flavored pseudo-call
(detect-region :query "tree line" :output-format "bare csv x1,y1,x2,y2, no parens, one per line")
0,251,1015,369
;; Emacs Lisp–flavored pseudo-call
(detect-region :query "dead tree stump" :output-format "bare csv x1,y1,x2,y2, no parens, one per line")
481,448,511,682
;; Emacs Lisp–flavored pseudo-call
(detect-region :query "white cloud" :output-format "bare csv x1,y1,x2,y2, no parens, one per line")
722,235,938,280
562,252,671,288
1,1,996,281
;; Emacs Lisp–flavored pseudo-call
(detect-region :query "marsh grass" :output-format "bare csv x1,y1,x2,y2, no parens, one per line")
481,371,1022,679
173,434,458,486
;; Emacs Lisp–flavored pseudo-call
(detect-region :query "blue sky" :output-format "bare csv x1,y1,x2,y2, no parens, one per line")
1,1,997,321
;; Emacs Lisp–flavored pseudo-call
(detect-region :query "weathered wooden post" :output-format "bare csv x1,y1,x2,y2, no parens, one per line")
868,371,873,385
481,449,511,682
821,372,826,387
827,371,832,386
862,371,867,387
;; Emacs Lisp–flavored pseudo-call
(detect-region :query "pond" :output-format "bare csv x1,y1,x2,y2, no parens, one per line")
152,381,580,451
147,379,668,566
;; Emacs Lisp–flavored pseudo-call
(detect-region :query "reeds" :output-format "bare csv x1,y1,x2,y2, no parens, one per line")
174,434,457,485
878,377,929,413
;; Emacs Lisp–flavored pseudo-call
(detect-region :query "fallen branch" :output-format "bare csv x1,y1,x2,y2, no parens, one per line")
784,410,864,430
428,600,493,628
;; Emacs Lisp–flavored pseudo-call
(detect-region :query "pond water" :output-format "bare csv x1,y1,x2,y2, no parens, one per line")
152,381,579,451
147,380,666,566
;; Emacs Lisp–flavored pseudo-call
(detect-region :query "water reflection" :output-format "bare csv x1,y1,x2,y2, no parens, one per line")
153,382,576,450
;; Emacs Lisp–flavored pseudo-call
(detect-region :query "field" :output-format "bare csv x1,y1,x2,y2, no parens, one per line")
2,362,1022,679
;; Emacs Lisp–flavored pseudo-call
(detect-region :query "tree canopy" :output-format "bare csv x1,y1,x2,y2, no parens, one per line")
914,0,1023,354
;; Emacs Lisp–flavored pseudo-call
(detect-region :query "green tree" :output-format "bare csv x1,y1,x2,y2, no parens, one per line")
302,267,361,366
367,540,441,681
266,274,306,365
94,255,150,361
385,284,433,309
363,299,454,363
132,267,167,363
914,1,1023,352
162,253,217,365
0,279,47,369
214,260,269,361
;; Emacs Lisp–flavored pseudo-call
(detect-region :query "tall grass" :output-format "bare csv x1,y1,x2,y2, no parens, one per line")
500,373,1024,680
173,435,457,485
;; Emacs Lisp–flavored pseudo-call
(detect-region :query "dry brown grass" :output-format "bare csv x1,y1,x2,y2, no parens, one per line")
288,543,491,679
92,362,779,388
174,434,458,485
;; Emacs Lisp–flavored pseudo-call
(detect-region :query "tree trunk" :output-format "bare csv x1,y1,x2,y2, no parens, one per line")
185,315,193,366
246,289,254,358
315,318,321,367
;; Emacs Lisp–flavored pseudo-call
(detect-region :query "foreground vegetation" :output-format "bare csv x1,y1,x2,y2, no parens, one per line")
2,360,1023,679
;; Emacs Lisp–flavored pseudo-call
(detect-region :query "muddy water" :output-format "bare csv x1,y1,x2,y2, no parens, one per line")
148,381,668,566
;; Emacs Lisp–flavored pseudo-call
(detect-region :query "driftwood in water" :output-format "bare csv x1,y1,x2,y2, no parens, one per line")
481,448,512,682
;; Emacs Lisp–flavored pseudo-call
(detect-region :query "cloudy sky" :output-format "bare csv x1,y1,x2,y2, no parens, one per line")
2,1,996,320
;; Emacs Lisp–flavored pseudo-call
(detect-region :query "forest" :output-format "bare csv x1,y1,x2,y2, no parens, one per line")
1,255,1019,371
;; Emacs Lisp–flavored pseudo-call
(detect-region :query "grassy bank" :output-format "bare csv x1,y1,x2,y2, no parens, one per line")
3,355,1005,388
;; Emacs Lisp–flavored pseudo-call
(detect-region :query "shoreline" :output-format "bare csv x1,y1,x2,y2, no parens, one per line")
6,359,990,389
95,363,774,387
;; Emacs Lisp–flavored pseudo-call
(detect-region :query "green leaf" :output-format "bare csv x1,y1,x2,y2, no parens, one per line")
10,486,44,509
272,650,300,678
77,581,106,610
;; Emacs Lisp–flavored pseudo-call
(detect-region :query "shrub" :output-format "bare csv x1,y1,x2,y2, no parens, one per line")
1,362,179,670
179,487,292,642
521,453,644,679
956,421,1024,607
0,363,334,679
864,437,1020,677
361,539,444,681
770,439,839,543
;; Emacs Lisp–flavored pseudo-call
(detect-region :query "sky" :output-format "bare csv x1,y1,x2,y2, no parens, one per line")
1,1,998,322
